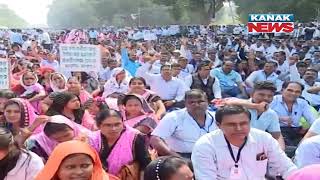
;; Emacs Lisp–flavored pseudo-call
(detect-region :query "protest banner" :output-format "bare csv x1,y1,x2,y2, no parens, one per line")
0,58,10,89
59,44,101,72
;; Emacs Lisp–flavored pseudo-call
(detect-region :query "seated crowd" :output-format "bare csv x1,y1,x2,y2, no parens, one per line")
1,24,320,179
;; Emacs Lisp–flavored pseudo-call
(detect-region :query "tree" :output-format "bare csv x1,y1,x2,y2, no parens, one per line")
152,0,224,24
0,4,28,27
47,0,99,28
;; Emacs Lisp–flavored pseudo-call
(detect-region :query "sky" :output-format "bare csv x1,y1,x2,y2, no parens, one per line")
0,0,53,26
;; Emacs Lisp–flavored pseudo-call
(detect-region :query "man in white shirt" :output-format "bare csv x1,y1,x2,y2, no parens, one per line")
142,63,187,109
150,89,217,159
245,61,281,91
88,28,98,44
177,56,194,78
37,29,52,51
192,105,297,180
301,68,320,110
98,57,119,82
21,34,32,54
224,81,285,149
40,52,59,70
274,51,290,79
294,135,320,168
147,51,171,75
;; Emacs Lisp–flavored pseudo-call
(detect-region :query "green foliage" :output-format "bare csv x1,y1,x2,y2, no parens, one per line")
47,0,320,27
0,4,28,28
47,0,99,28
153,0,224,24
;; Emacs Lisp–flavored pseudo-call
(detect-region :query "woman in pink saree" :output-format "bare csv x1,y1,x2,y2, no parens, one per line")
88,109,151,177
49,72,68,92
3,98,43,135
128,77,166,120
27,115,91,161
119,94,158,135
45,91,96,130
66,76,92,105
11,71,46,113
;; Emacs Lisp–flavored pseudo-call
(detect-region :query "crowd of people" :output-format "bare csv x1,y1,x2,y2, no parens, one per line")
0,23,320,180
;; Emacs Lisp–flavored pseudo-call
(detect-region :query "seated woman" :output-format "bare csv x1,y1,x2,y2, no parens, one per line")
0,127,44,180
27,115,91,161
35,140,119,180
49,72,68,93
128,77,166,120
102,67,131,98
0,90,17,127
11,71,46,113
46,91,96,130
38,67,55,93
88,109,151,177
144,156,194,180
119,94,158,135
3,98,46,135
67,76,92,104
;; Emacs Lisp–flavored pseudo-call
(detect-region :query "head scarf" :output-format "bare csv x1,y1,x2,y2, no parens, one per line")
5,98,38,129
35,140,110,180
119,94,158,130
30,115,91,156
20,71,41,97
287,164,320,180
120,94,154,115
49,72,68,92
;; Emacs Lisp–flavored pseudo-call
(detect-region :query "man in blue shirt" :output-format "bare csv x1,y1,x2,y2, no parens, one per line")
211,60,247,98
270,81,317,157
121,42,140,76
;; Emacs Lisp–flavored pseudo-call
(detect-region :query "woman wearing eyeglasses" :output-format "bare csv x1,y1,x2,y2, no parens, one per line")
88,109,151,178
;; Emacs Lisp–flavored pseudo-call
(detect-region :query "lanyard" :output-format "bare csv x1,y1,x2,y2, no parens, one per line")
224,136,247,167
190,113,214,133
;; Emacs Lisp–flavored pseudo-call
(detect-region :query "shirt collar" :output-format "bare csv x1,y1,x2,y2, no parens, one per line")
214,129,257,147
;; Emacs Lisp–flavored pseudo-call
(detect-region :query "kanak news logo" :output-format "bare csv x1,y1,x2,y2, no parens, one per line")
248,14,294,33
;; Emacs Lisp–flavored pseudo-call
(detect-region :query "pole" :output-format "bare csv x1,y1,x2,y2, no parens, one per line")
212,0,216,19
138,7,141,27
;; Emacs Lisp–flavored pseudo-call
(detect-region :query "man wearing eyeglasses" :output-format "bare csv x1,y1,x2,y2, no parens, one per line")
192,105,297,180
150,89,217,159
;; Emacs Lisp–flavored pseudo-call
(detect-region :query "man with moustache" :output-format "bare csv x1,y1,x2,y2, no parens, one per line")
300,68,320,111
192,105,297,180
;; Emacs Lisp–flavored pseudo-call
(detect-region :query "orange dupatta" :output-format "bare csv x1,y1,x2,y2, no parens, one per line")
35,140,119,180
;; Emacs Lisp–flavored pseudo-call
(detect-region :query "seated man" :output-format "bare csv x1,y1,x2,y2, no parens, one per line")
270,81,317,157
301,68,320,111
150,90,217,159
141,61,187,110
294,135,320,168
191,105,297,180
185,61,221,101
222,81,285,150
177,56,194,78
245,61,281,92
210,60,247,98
